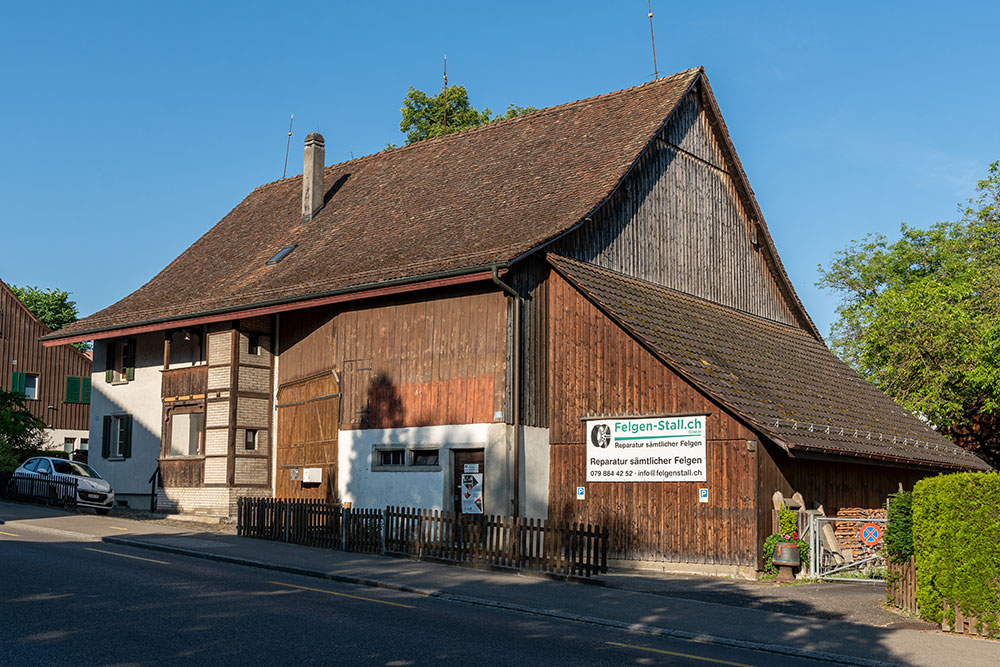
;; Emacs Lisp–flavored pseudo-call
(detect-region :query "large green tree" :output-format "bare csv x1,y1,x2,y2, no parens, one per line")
398,84,536,145
818,162,1000,467
0,389,46,471
9,284,79,331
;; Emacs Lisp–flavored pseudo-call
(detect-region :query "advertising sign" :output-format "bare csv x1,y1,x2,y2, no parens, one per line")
586,415,707,482
461,473,484,514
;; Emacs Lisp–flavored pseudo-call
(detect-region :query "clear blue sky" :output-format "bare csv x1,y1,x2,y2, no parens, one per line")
2,2,997,338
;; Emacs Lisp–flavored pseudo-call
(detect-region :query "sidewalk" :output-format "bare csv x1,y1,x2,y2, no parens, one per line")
2,501,996,667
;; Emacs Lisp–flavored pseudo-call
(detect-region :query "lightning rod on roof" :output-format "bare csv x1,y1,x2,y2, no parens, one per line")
282,113,294,179
442,54,448,135
647,1,659,80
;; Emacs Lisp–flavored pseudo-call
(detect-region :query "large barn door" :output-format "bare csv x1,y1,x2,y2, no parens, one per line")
275,371,340,501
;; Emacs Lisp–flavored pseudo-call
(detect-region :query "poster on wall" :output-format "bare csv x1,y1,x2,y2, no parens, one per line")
586,415,707,482
461,473,484,514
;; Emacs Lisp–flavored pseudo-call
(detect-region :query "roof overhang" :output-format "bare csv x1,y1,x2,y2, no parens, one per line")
42,266,504,347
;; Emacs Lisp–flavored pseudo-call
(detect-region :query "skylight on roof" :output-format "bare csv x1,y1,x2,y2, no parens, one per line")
266,244,297,265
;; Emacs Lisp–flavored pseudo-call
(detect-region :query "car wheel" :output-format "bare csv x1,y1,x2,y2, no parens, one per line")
96,508,111,516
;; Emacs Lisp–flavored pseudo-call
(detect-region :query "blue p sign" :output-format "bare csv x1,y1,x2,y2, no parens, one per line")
699,488,709,503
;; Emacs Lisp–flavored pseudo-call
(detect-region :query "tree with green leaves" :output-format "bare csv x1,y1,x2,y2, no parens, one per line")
397,84,536,145
0,389,46,471
10,284,90,351
818,162,1000,467
9,284,79,331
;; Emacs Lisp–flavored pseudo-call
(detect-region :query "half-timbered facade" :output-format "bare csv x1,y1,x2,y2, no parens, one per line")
44,67,988,570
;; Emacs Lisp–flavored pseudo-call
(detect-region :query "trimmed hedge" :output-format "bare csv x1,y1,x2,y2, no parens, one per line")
885,490,914,564
913,472,1000,636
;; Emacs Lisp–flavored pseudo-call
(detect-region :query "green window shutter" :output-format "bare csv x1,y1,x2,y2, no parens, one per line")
81,378,91,404
65,376,81,403
122,415,133,458
102,416,112,458
105,369,114,383
124,340,136,381
11,371,25,395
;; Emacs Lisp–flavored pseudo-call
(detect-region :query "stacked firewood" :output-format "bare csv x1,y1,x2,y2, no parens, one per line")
834,507,887,559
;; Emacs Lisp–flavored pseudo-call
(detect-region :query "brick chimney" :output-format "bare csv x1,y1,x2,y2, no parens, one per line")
301,132,325,223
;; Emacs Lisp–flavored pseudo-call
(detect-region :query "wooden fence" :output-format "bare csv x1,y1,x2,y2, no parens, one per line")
236,497,382,553
385,506,608,577
236,498,608,577
887,555,918,614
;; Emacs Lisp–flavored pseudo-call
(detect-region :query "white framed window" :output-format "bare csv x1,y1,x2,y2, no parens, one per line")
168,410,204,457
23,373,38,400
105,339,135,384
102,414,133,459
63,437,75,452
372,446,441,472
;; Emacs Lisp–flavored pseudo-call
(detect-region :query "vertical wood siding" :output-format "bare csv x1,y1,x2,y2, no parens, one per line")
510,258,549,428
0,281,91,432
553,87,802,328
278,286,508,429
546,271,759,566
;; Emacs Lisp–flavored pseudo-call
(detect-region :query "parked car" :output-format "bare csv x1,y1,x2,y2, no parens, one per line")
10,456,114,514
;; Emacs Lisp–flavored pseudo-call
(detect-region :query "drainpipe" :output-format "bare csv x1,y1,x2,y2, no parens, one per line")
492,266,522,518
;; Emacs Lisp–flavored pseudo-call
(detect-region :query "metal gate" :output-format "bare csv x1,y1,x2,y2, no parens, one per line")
808,515,887,582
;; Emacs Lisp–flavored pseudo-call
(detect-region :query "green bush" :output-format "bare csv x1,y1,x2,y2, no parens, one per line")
761,508,810,576
885,490,914,564
913,472,1000,636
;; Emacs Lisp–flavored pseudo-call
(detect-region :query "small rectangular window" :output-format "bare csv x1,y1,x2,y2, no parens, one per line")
245,429,258,451
64,438,76,453
379,450,404,466
411,450,439,466
266,244,297,265
80,439,89,451
23,373,38,400
247,334,261,356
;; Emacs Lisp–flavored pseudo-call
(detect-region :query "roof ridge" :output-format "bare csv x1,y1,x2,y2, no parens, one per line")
252,67,704,191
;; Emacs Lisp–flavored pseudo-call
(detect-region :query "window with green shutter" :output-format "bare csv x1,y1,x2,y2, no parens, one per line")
105,339,137,384
65,376,81,403
102,413,133,459
65,376,92,404
10,371,26,395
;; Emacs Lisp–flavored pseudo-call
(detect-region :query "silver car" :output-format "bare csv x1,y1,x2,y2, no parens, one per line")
11,456,115,514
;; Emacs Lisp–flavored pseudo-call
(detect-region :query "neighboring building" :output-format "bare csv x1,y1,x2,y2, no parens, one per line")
1,279,91,452
43,68,988,570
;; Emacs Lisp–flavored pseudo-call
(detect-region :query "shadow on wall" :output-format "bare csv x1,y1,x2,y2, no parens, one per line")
86,385,161,507
363,373,406,429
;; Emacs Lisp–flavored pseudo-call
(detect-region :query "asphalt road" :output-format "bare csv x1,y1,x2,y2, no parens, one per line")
1,526,832,667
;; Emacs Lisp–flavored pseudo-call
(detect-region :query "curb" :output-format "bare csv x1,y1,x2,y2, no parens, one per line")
103,535,903,667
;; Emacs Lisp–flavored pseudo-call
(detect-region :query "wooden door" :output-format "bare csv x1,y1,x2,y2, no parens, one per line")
276,371,340,500
452,449,485,515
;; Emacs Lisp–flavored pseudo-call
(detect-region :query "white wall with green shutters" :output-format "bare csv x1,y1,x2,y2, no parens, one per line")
89,332,164,505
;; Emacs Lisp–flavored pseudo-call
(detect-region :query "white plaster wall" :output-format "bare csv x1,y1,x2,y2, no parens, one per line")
339,423,495,511
89,333,163,498
522,426,550,520
337,423,550,518
41,428,90,451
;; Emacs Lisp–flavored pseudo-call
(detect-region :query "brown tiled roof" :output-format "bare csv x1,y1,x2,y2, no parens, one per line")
52,69,704,339
548,254,990,471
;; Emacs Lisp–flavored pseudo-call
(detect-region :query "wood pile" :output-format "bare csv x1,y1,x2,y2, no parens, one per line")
834,507,886,559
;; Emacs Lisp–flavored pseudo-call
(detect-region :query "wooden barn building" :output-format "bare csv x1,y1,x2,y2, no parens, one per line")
2,278,91,452
44,67,988,572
